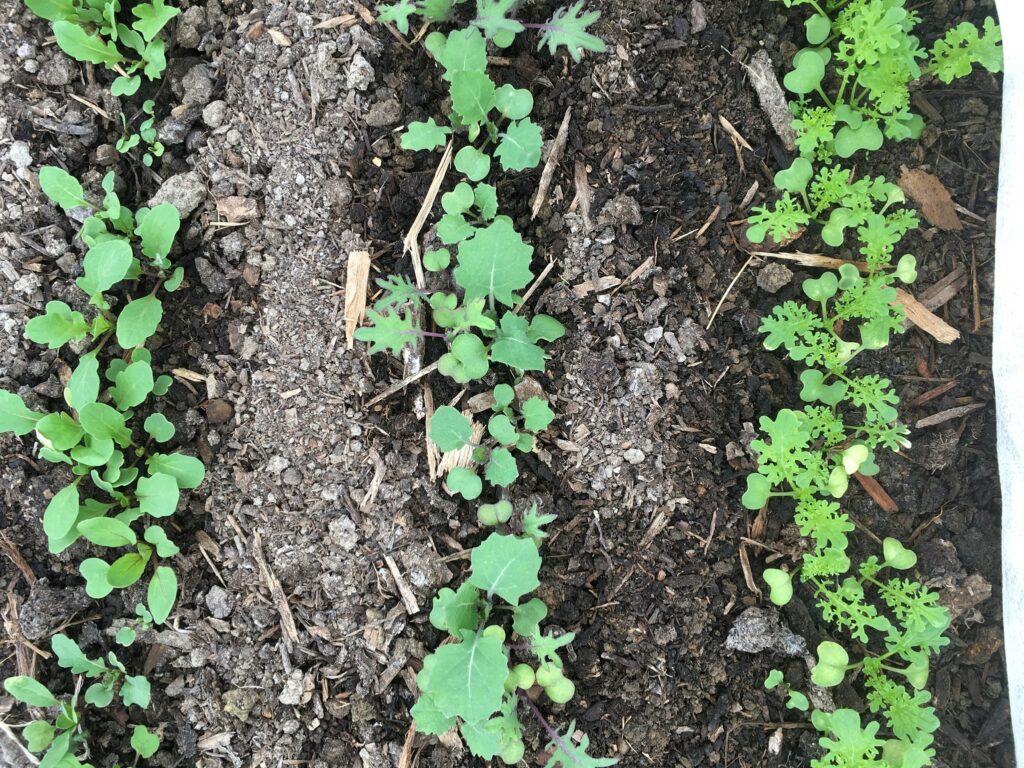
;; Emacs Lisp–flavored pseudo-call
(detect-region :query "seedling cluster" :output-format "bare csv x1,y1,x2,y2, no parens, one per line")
747,2,1000,766
359,0,613,763
1,1,199,763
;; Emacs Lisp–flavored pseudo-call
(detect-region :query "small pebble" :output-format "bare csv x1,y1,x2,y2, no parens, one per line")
623,448,645,465
8,141,32,169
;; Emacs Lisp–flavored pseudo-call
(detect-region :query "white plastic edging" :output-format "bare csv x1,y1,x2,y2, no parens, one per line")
993,1,1022,763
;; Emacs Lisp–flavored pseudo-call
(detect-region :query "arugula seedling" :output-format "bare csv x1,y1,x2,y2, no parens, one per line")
26,0,180,96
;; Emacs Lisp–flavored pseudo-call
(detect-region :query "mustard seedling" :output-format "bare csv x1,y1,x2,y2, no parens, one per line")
24,0,180,97
774,0,1002,160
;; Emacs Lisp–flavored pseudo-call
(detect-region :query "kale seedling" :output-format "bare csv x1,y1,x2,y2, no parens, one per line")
773,0,1002,160
25,0,181,96
414,505,615,765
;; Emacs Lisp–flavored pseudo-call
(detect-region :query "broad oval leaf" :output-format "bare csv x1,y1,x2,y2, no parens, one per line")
468,532,541,604
147,565,177,624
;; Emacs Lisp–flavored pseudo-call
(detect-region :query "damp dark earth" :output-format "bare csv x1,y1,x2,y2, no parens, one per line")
0,0,1012,767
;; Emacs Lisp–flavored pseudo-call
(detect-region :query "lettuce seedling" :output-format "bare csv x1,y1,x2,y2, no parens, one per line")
415,507,615,765
4,633,160,764
772,0,1002,160
25,0,180,96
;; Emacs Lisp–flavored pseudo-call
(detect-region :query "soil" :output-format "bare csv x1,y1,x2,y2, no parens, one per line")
0,0,1012,766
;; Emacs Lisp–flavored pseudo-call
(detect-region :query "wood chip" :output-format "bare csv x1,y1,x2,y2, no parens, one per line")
898,166,962,231
639,508,671,550
718,115,753,151
751,251,867,272
216,196,258,222
313,13,358,29
907,380,957,407
531,106,572,219
572,275,621,297
853,472,899,513
744,50,797,150
914,402,985,429
252,531,300,654
573,159,591,228
894,288,960,343
344,250,371,349
913,265,968,311
383,554,420,614
267,28,292,46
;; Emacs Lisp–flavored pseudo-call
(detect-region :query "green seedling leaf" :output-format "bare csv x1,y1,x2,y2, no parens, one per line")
520,397,555,432
469,532,541,604
148,565,177,624
0,390,43,436
131,725,161,758
429,581,483,634
775,157,814,195
799,369,847,406
841,444,870,474
442,182,475,215
131,0,180,41
53,20,123,66
438,333,490,383
67,352,100,411
528,314,566,342
147,452,205,488
144,412,176,442
137,472,180,518
763,669,784,689
76,239,133,297
895,254,917,283
39,166,89,210
116,626,137,646
410,692,457,735
112,74,142,96
144,525,180,557
512,597,548,637
827,465,849,498
460,718,505,759
495,84,534,120
4,676,59,707
116,295,163,349
491,313,546,371
492,383,515,410
821,207,855,247
454,145,492,182
25,301,90,349
436,27,488,77
110,360,154,410
429,406,473,452
537,1,606,62
23,719,56,752
71,435,116,467
108,552,148,588
42,484,79,540
802,272,839,302
52,633,107,676
496,119,543,171
882,537,918,570
454,219,533,307
542,718,618,767
786,690,810,711
437,212,475,244
79,402,131,444
428,629,507,720
423,248,451,271
741,473,771,510
377,0,416,34
120,674,150,709
485,445,519,487
36,412,84,452
136,203,180,266
25,0,76,22
488,414,518,445
783,48,826,94
80,558,114,598
474,183,498,220
354,306,417,355
78,517,137,548
763,568,794,606
402,118,451,151
811,641,849,687
451,70,496,124
446,466,482,499
472,0,524,40
834,121,884,158
805,14,830,45
478,500,513,526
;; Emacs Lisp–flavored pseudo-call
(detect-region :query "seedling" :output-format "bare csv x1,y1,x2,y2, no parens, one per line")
772,0,1002,160
24,0,180,96
3,634,160,765
116,99,166,166
415,506,615,765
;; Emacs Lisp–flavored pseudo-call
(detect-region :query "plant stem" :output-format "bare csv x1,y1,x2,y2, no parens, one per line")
517,690,578,761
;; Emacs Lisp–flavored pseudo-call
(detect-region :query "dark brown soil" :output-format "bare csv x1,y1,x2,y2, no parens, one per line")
0,0,1011,766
